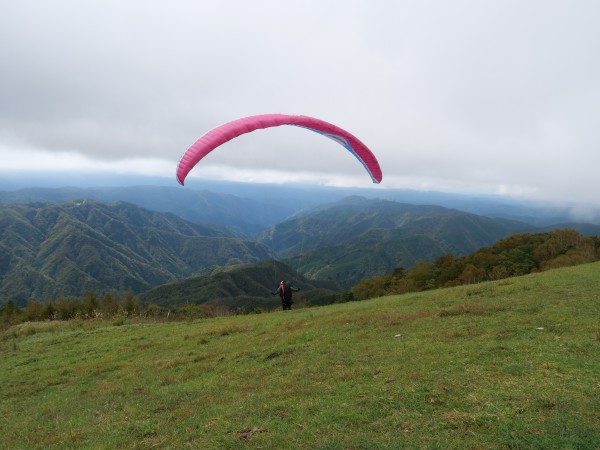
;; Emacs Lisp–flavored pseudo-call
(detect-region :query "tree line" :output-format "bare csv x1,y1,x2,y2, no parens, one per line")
348,230,600,300
0,290,233,331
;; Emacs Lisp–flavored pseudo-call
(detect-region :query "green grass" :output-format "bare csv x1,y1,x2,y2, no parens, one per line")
1,263,599,449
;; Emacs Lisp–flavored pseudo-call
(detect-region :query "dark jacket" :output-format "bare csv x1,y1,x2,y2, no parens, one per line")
272,281,299,304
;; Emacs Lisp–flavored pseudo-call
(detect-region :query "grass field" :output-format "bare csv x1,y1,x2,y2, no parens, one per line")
1,262,599,449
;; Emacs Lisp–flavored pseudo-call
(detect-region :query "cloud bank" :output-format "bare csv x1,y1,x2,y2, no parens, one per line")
1,0,599,204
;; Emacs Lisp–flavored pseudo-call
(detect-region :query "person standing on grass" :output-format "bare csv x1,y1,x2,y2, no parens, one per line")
271,280,300,310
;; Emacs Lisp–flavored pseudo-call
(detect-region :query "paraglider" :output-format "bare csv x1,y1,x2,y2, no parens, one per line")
271,280,300,311
176,114,382,185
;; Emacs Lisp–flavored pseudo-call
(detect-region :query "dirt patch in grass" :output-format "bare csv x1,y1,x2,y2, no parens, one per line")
379,309,432,325
264,349,295,361
334,309,432,327
439,302,507,317
214,325,250,336
235,427,267,441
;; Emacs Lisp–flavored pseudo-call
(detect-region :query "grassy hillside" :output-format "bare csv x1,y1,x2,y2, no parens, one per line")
1,263,598,448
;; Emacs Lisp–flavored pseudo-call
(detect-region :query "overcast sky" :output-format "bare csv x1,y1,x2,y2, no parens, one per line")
1,0,599,204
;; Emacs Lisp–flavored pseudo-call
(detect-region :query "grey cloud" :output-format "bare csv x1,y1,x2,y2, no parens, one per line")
1,0,600,204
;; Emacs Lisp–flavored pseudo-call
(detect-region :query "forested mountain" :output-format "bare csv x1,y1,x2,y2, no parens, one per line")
284,233,446,289
0,201,270,305
259,197,535,288
139,260,339,311
259,197,533,256
351,229,600,300
2,195,599,307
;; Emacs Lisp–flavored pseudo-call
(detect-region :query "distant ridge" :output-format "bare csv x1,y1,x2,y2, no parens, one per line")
0,185,305,237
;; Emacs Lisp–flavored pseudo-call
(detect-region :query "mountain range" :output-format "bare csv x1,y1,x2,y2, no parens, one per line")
1,187,600,307
259,197,536,288
3,183,600,233
0,201,269,305
0,185,310,237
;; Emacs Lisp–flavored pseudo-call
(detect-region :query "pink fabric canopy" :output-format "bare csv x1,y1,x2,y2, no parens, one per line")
176,114,382,185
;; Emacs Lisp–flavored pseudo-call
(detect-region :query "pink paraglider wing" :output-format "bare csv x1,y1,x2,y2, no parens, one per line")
176,114,382,185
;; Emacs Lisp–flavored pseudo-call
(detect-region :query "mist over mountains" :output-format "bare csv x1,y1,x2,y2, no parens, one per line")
2,181,600,231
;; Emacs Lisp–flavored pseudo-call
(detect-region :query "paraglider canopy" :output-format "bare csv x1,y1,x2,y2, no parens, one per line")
176,114,382,185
